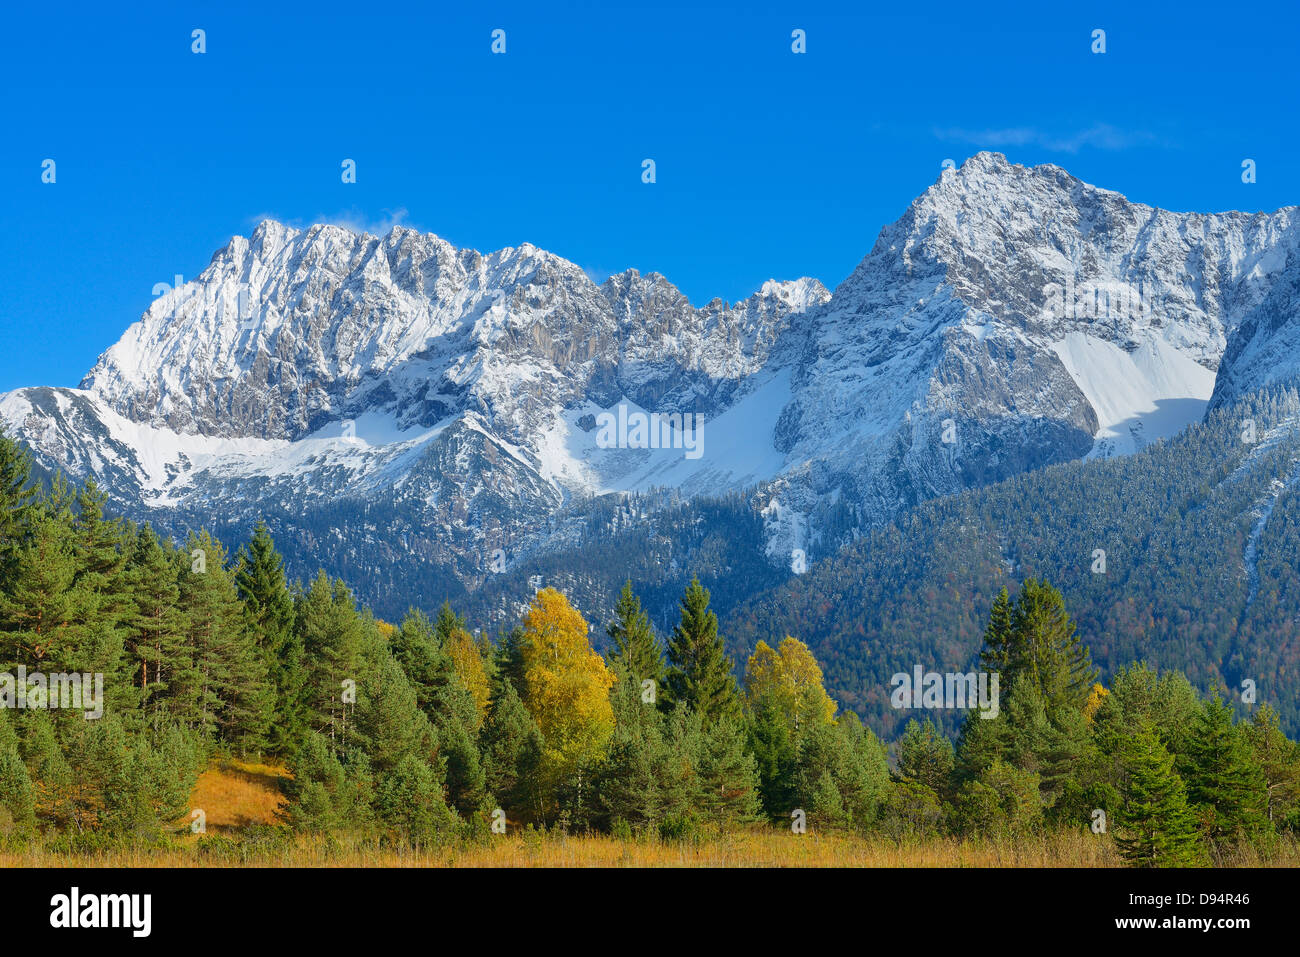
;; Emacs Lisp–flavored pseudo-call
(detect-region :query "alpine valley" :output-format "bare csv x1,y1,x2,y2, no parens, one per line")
7,153,1300,731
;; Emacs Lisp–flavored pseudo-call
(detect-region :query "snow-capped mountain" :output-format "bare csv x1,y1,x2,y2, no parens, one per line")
762,152,1298,562
2,218,830,590
4,152,1299,612
1209,242,1300,409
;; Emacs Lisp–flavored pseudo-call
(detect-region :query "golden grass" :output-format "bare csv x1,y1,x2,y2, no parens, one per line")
177,757,290,836
3,829,1124,868
3,759,1295,867
9,829,1300,868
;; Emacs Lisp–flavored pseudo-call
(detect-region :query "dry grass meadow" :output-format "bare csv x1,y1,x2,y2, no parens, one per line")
3,759,1296,868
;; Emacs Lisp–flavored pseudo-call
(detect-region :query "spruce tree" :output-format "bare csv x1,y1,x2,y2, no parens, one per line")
126,525,188,722
389,607,487,814
662,576,741,722
1007,578,1098,714
235,521,306,754
1116,723,1205,867
297,571,366,750
0,428,36,592
177,530,272,749
746,689,797,821
978,586,1014,674
0,508,79,671
479,676,544,823
606,580,663,691
1180,696,1268,844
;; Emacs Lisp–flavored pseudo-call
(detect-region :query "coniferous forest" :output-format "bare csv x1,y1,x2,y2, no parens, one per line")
2,428,1297,869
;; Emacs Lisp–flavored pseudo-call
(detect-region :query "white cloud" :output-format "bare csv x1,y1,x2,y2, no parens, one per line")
934,123,1163,154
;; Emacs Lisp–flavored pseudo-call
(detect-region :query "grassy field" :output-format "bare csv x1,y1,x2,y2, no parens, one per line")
185,758,290,835
3,760,1295,867
5,830,1126,868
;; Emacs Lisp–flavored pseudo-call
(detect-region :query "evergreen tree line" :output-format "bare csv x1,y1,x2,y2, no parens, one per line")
2,429,1299,865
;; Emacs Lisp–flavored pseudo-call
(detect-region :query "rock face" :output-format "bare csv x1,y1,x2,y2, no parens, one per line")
767,152,1298,559
5,152,1299,608
1210,242,1300,410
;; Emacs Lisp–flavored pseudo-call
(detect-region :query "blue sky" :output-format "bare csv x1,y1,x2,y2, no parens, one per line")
2,0,1296,392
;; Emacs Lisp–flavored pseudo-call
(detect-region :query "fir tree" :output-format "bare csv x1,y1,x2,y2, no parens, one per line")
178,530,272,749
662,576,741,723
125,525,187,721
606,580,663,691
978,586,1014,674
1180,696,1268,844
0,428,36,592
1115,723,1205,867
479,676,544,823
896,718,955,799
235,521,306,754
297,572,366,750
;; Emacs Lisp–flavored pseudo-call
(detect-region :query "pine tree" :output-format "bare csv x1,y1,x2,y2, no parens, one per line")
745,689,797,822
606,580,663,691
793,713,892,831
0,508,79,671
479,676,544,823
372,754,455,846
177,530,272,749
662,576,741,723
69,481,133,660
284,731,373,832
689,710,761,828
594,669,683,832
1245,705,1300,825
896,718,955,798
125,525,188,721
979,586,1014,674
1180,696,1268,844
0,711,35,837
234,521,306,754
1115,723,1205,867
297,571,366,751
352,653,437,774
0,428,36,593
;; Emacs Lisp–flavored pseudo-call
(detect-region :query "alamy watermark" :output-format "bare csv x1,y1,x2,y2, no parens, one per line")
1,667,104,719
595,404,704,460
890,665,1000,719
153,274,257,329
1041,277,1151,322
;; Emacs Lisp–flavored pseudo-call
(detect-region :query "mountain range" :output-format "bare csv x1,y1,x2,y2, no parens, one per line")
5,152,1300,721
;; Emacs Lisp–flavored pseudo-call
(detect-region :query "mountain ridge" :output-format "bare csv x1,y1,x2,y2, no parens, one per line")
5,152,1299,613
